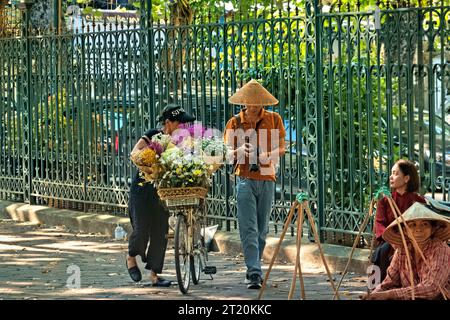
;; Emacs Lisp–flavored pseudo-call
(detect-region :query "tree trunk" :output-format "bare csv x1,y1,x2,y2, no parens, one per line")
162,0,193,100
29,0,53,30
0,0,10,37
381,7,418,103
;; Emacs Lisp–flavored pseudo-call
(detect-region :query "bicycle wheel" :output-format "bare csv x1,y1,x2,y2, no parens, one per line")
190,211,204,285
174,214,191,294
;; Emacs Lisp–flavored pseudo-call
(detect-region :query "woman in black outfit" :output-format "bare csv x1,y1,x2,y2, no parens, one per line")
126,104,195,286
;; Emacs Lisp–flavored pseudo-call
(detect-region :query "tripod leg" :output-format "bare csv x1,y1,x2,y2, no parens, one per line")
297,257,305,300
258,201,298,300
297,204,306,299
288,203,303,300
333,199,375,300
304,203,340,300
367,200,378,295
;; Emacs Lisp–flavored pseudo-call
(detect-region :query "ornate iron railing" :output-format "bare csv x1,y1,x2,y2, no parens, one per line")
0,0,448,247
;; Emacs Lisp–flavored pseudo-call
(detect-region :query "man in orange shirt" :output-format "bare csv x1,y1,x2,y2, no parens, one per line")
224,80,286,289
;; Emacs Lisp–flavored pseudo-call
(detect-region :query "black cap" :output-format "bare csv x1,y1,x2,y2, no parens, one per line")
157,104,196,124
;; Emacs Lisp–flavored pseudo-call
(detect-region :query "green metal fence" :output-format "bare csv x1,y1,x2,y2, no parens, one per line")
319,4,450,243
0,0,448,246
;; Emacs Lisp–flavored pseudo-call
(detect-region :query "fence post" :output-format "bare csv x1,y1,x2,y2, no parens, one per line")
222,17,231,232
305,0,325,242
138,0,153,131
147,0,155,128
314,0,325,242
19,0,34,204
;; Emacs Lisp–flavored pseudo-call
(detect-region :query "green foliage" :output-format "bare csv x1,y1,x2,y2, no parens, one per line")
3,89,78,155
143,0,445,22
143,0,306,22
322,0,444,11
76,0,106,19
2,107,21,154
33,89,78,153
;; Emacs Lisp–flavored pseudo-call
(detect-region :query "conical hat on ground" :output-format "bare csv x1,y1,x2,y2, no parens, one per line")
228,79,279,106
382,202,450,246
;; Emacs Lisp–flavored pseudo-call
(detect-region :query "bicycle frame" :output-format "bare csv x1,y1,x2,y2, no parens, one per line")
169,200,209,294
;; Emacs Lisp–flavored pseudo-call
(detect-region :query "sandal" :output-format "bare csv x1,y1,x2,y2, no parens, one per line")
151,277,172,287
126,258,142,282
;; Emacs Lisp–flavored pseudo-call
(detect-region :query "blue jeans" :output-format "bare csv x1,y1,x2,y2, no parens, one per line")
236,177,274,277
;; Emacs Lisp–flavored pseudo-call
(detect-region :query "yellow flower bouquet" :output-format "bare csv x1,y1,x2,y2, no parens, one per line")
130,133,172,183
131,124,229,206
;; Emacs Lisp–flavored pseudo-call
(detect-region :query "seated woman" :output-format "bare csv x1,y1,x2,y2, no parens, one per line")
362,202,450,300
372,159,425,281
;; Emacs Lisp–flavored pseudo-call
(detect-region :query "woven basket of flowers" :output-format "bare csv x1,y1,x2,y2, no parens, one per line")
157,187,208,208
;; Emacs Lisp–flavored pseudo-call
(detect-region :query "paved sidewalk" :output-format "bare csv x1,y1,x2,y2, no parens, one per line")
0,201,372,275
0,219,367,300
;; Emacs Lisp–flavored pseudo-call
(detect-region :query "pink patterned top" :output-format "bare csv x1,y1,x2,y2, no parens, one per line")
373,239,450,300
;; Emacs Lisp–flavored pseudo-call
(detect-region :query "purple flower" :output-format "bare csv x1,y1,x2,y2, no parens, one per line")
171,131,188,146
177,123,191,130
203,128,216,139
178,123,207,138
188,124,206,138
147,141,164,156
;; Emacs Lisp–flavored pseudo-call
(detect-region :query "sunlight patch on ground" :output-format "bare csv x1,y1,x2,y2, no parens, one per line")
0,287,25,294
25,231,73,237
0,260,49,266
0,244,27,251
6,257,65,263
0,234,60,243
0,244,60,254
2,281,35,286
35,241,126,253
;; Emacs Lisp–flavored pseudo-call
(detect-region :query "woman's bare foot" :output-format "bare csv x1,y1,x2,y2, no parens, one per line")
125,255,141,282
127,255,137,268
150,270,171,287
150,270,158,283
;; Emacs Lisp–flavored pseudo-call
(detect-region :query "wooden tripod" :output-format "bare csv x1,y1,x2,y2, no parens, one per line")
332,198,377,299
258,199,340,300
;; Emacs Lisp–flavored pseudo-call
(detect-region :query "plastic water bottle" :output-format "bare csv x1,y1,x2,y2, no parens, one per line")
114,224,127,240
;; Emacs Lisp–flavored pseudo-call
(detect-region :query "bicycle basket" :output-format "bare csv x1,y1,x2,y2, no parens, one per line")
157,187,208,209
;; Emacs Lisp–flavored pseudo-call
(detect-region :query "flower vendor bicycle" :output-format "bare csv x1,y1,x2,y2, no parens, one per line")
158,187,216,294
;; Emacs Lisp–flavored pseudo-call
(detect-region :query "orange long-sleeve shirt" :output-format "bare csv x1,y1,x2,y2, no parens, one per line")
224,108,286,182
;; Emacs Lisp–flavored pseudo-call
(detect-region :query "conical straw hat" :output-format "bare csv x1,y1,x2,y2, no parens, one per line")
382,202,450,246
228,79,279,106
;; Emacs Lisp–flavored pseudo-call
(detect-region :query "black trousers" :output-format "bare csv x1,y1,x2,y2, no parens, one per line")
371,241,393,282
128,174,169,273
